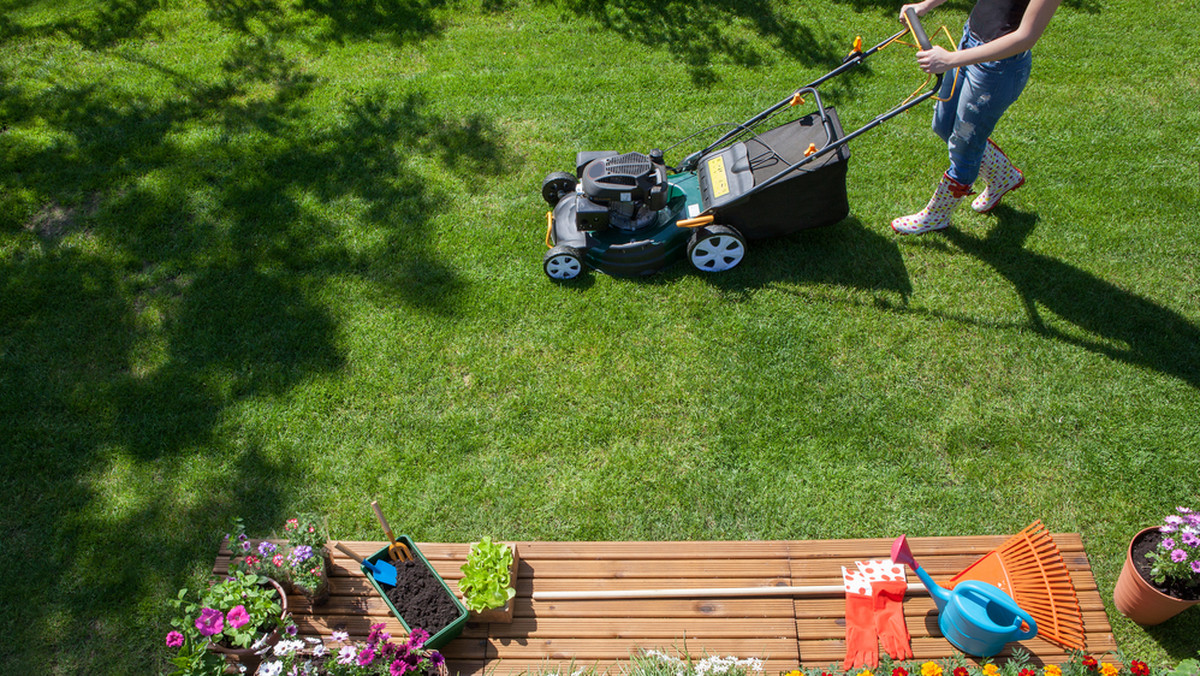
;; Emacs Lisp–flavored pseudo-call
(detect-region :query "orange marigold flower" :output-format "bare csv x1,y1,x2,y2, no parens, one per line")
983,666,1000,676
922,662,943,676
1044,665,1063,676
1082,657,1098,671
1131,662,1150,676
1100,664,1119,676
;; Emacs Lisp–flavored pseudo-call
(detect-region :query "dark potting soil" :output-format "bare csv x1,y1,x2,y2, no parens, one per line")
1130,528,1200,602
383,558,461,635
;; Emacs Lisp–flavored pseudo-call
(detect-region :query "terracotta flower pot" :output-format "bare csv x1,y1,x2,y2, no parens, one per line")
1113,527,1200,625
208,577,290,674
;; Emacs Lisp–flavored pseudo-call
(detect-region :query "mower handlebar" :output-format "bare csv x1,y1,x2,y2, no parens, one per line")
904,7,932,51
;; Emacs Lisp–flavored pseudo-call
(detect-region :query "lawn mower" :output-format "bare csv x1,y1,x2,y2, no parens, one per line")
539,10,943,280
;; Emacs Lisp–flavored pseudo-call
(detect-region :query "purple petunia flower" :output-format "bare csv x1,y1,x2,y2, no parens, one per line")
391,659,412,676
430,651,445,666
1192,561,1200,574
1163,538,1177,549
1182,532,1200,548
286,624,298,636
1171,549,1188,563
259,541,277,556
196,608,224,637
290,545,314,565
165,630,184,648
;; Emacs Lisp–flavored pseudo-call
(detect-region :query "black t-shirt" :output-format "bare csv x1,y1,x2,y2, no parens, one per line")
969,0,1031,42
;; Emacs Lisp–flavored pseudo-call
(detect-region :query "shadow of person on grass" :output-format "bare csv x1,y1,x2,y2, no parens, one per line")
940,207,1200,389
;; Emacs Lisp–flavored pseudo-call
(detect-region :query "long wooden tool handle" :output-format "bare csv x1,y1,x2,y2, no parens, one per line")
370,500,397,542
334,541,366,564
533,582,927,601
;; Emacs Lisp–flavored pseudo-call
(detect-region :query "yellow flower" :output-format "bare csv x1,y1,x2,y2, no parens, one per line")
858,669,875,676
1044,666,1063,676
983,666,1000,676
787,671,803,676
1101,664,1119,676
922,663,944,676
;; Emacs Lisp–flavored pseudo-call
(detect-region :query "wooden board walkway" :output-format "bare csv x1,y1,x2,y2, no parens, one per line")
213,534,1117,676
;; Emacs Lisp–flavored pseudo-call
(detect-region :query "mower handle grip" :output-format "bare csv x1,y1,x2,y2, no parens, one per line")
904,7,933,51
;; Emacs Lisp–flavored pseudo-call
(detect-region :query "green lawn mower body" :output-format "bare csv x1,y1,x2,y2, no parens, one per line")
539,12,942,281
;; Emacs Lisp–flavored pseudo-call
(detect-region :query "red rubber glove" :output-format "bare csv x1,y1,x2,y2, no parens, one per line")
842,590,879,670
873,579,913,660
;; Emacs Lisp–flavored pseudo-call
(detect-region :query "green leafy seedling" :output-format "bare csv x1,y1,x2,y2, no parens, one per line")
459,537,515,612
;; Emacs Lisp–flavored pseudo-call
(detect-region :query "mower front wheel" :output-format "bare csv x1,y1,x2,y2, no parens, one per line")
541,171,577,207
688,225,746,272
543,245,585,280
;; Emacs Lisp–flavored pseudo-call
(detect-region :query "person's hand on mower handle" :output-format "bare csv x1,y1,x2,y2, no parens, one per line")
915,45,957,74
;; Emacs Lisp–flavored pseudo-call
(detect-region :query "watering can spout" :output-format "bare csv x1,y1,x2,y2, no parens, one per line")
891,534,952,608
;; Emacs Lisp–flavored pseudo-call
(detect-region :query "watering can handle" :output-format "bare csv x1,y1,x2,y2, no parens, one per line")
956,580,1039,640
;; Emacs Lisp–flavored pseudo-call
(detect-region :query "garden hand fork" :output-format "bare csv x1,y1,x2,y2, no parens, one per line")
371,500,414,562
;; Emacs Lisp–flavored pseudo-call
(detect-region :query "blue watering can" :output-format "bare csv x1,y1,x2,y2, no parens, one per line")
892,535,1037,657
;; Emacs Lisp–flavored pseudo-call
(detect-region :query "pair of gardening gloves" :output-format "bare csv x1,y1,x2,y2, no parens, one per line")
842,559,913,670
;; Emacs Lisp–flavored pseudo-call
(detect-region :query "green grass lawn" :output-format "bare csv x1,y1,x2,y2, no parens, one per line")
2,0,1199,672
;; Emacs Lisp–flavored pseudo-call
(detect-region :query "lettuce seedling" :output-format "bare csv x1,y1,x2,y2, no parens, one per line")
459,537,515,612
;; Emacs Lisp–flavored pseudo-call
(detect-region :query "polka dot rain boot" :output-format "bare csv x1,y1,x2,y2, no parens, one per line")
890,173,974,235
971,139,1024,213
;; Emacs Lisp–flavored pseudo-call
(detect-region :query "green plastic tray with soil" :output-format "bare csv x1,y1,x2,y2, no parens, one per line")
361,536,469,650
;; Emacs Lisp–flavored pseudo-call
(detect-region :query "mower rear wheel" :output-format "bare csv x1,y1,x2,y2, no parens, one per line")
541,171,577,207
688,225,745,272
543,245,585,280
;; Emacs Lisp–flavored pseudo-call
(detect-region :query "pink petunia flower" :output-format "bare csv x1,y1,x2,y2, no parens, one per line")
1192,561,1200,574
196,608,224,637
165,631,184,648
226,605,250,629
1171,549,1188,563
337,645,357,664
1163,538,1177,549
391,659,412,676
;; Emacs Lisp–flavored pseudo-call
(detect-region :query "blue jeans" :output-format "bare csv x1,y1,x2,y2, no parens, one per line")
932,24,1032,185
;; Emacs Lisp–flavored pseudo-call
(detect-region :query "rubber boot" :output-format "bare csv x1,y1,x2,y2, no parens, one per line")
971,139,1024,213
891,173,974,235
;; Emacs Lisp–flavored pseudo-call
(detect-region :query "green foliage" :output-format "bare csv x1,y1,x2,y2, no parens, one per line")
167,571,289,651
459,537,515,612
1163,661,1200,676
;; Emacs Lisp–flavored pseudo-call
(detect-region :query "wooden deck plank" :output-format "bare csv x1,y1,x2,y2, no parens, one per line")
212,535,1116,676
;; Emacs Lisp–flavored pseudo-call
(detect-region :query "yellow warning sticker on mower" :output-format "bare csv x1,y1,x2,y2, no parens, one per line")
707,156,730,198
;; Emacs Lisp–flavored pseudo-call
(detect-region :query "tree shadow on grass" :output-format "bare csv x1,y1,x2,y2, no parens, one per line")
0,28,508,674
905,208,1200,389
549,0,848,87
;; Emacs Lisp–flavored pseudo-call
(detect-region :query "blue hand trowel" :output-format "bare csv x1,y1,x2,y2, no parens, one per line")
335,541,397,586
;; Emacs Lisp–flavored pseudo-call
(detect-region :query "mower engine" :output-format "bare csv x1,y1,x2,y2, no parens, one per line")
574,150,669,232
